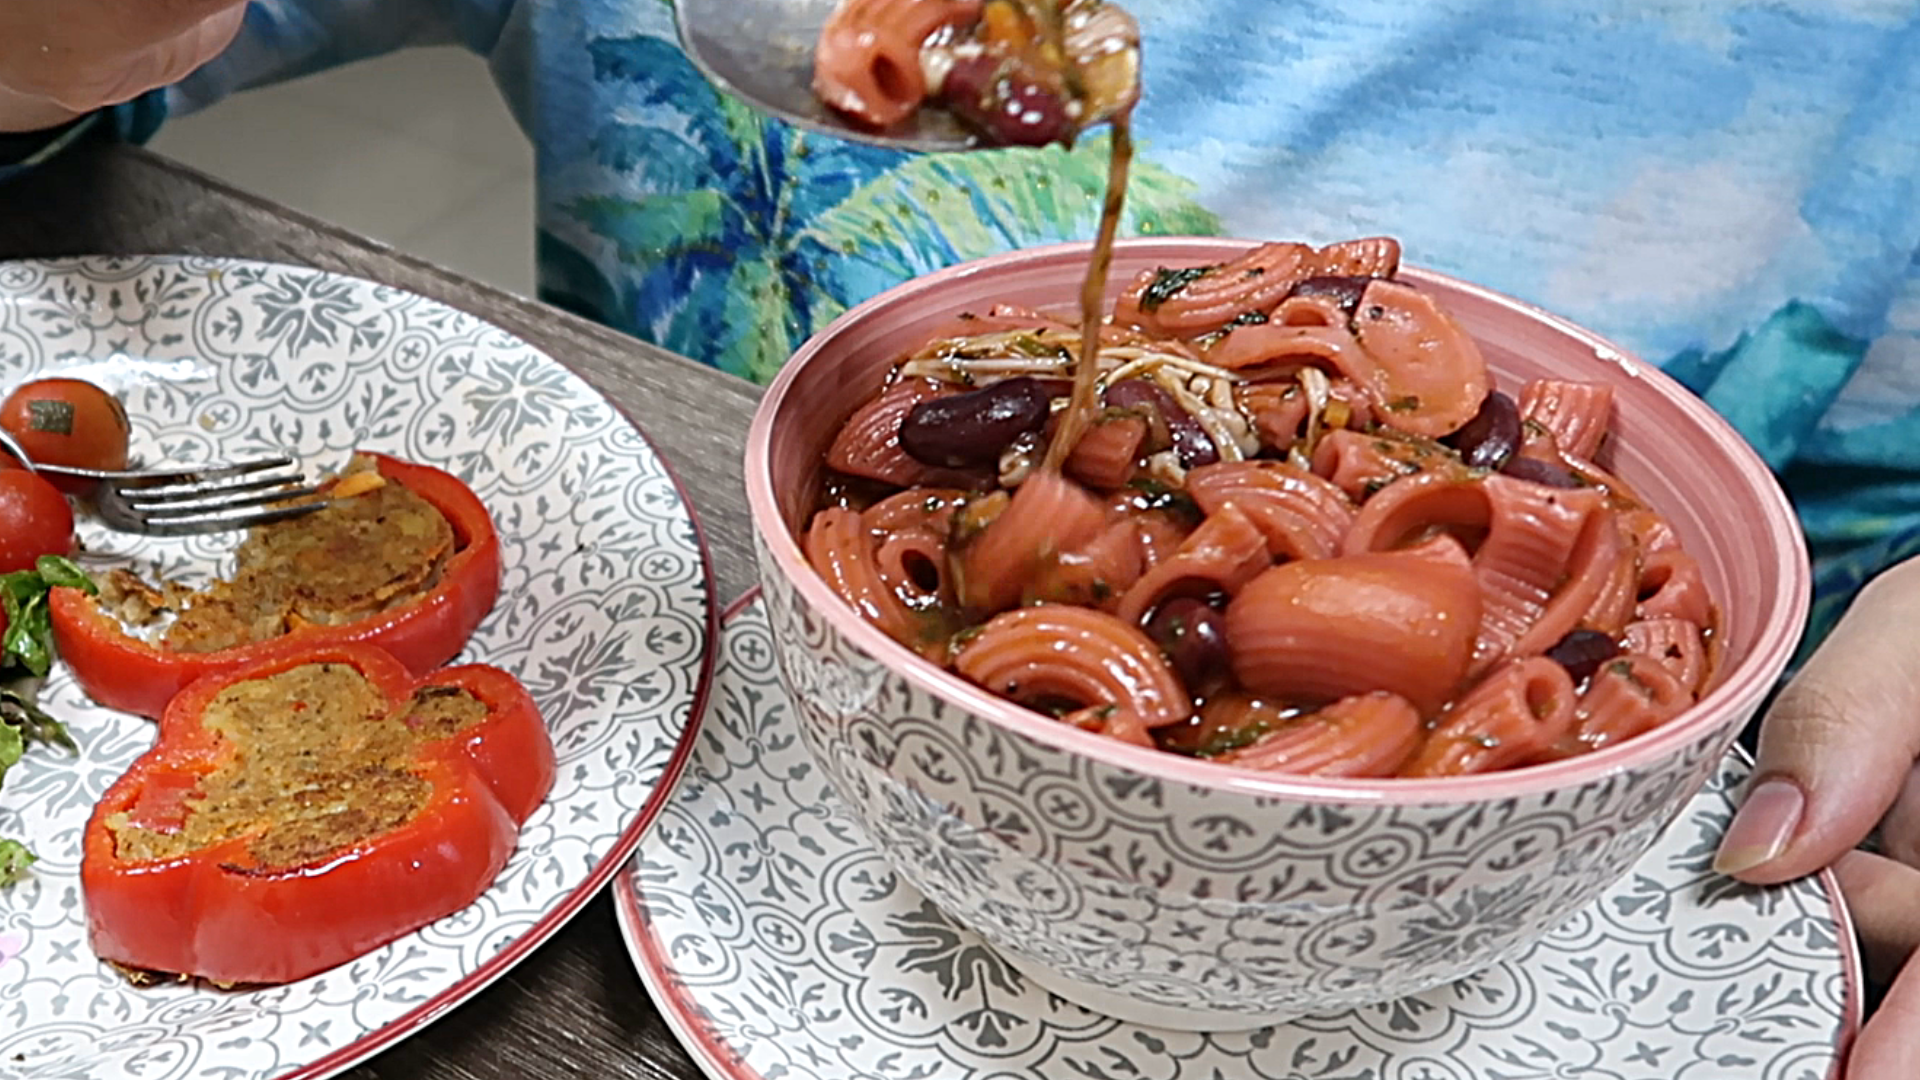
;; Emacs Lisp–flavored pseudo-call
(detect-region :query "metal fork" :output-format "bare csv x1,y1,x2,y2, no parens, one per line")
0,428,327,536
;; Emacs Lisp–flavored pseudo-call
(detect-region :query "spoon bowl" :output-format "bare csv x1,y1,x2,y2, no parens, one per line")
674,0,982,152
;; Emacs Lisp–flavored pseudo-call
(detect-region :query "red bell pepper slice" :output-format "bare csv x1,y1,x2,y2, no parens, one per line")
49,452,502,719
81,640,555,986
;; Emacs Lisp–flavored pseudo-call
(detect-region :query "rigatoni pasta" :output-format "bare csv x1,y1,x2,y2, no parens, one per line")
800,236,1722,780
813,0,1141,147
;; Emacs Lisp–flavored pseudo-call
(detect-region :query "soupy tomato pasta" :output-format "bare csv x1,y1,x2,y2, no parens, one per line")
801,237,1720,779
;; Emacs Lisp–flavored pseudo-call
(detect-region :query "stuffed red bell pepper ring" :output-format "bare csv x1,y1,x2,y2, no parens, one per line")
49,452,502,720
81,640,554,986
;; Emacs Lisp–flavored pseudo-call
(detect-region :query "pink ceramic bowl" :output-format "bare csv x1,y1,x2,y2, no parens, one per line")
745,238,1810,1031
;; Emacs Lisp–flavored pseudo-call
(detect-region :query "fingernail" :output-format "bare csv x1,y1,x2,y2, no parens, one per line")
1713,778,1805,875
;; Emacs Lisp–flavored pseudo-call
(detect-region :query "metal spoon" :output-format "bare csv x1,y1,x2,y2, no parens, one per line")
673,0,983,152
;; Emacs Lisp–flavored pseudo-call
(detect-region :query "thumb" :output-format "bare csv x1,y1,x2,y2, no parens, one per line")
1716,558,1920,885
44,4,247,114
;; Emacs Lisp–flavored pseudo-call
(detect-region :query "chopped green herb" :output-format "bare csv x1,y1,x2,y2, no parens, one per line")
1139,264,1219,313
1384,395,1423,412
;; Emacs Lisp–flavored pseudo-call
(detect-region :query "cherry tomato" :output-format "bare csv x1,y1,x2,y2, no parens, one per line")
0,468,74,573
1,378,132,492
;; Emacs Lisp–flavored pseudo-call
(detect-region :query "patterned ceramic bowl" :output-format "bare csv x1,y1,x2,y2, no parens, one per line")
744,238,1810,1032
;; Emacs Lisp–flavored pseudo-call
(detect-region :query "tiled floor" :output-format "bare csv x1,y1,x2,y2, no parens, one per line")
151,48,537,297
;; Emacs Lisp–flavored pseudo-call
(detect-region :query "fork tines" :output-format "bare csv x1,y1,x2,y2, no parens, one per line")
102,457,328,536
106,455,306,491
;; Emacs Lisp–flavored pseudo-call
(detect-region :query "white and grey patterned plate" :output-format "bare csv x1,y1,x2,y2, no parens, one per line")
0,257,716,1080
618,593,1860,1080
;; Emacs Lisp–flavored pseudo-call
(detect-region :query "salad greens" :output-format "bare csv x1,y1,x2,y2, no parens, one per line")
1,555,94,884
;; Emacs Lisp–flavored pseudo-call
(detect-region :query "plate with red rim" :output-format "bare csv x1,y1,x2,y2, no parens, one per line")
0,255,717,1080
616,591,1860,1080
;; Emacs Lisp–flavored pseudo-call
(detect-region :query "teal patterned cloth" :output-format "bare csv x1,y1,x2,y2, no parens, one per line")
79,0,1920,654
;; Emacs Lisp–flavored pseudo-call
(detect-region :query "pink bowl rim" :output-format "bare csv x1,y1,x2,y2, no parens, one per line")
745,236,1813,806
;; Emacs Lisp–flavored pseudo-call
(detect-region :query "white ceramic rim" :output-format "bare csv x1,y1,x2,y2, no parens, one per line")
744,237,1813,806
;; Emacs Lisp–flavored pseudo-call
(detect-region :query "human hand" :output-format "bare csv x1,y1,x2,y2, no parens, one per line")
1716,556,1920,1079
0,0,248,133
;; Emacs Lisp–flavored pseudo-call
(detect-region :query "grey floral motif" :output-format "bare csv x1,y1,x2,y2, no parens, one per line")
755,531,1763,1026
0,257,714,1080
618,596,1852,1080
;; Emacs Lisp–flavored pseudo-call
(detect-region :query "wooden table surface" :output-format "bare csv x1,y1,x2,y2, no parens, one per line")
0,141,758,1080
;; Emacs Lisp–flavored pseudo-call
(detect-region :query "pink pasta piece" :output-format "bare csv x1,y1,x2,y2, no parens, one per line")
1566,654,1692,753
1122,506,1196,569
862,487,969,536
1203,321,1371,376
813,0,982,130
1503,500,1626,665
955,604,1192,731
1621,508,1681,557
875,527,952,609
1186,460,1356,561
1211,691,1422,777
1113,242,1315,338
1636,549,1715,625
1066,415,1148,490
827,378,992,488
1269,293,1350,328
1226,548,1480,715
1520,378,1614,462
1339,470,1491,556
1115,501,1270,624
1579,514,1640,638
1624,617,1709,695
1235,383,1310,453
1311,429,1436,501
1349,279,1491,439
1471,476,1609,670
1403,657,1577,777
1313,236,1401,278
954,470,1107,616
1392,531,1474,571
805,507,925,655
1026,518,1144,611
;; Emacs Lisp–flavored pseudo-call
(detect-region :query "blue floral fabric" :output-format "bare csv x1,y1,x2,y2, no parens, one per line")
93,0,1920,652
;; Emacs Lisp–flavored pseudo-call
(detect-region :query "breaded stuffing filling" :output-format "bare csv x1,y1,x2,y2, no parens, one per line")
97,456,457,653
108,663,492,871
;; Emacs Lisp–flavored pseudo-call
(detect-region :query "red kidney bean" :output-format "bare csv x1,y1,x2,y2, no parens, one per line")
1103,378,1219,468
1500,455,1584,489
940,59,1072,147
1145,597,1230,690
1443,390,1520,469
1285,275,1374,315
1545,628,1621,684
938,53,1000,110
899,377,1053,468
